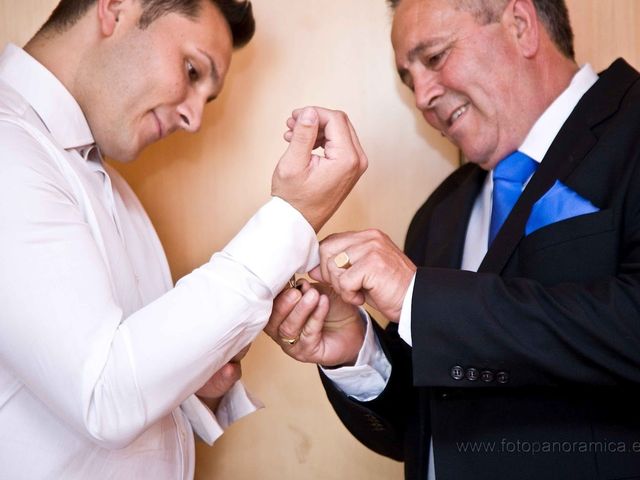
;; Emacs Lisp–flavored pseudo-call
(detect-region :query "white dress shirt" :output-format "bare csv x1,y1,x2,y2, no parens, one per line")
324,64,599,479
0,44,319,480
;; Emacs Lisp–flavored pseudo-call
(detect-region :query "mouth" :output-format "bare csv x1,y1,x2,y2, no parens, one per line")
447,103,469,127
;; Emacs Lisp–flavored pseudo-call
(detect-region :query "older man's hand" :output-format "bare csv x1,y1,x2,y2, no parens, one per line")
310,229,417,322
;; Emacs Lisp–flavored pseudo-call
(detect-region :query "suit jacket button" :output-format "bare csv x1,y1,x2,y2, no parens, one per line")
480,370,494,383
451,365,464,380
496,371,510,384
466,367,479,381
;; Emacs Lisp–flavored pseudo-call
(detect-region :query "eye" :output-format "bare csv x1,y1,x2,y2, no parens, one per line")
426,48,448,69
186,60,199,82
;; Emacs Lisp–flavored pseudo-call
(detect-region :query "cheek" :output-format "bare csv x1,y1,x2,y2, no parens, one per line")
154,73,189,107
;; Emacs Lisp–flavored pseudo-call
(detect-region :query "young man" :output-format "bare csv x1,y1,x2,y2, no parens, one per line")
266,0,640,478
0,0,367,478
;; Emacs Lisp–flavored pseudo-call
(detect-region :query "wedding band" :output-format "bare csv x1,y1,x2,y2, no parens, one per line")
334,251,351,269
281,336,299,346
288,275,297,289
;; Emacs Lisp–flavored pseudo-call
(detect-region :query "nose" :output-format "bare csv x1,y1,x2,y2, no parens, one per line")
176,94,205,133
413,70,444,113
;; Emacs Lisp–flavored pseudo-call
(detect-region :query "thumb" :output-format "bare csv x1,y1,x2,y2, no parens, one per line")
308,266,324,282
282,107,319,171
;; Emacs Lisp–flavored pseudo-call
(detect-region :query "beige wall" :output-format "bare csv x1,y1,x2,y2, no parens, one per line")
1,1,638,479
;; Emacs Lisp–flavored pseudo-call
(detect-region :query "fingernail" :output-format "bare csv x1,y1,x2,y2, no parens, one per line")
286,288,302,303
301,288,318,305
299,108,317,126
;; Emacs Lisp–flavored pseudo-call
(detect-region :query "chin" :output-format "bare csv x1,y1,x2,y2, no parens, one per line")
103,141,144,163
459,147,494,170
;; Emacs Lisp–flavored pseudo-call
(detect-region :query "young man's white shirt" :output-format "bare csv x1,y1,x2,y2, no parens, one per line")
0,44,319,480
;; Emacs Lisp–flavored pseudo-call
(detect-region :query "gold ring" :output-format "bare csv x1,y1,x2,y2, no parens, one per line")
334,251,351,269
281,336,299,346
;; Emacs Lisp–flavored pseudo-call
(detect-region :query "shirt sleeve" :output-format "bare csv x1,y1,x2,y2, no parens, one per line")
320,309,392,401
180,381,264,445
397,272,417,346
0,126,319,449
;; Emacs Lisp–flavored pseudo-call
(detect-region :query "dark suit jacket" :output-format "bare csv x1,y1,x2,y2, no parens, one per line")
321,59,640,480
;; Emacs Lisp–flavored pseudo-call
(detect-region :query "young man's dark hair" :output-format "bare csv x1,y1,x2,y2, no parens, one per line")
40,0,255,48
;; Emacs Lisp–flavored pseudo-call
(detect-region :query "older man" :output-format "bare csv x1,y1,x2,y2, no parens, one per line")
266,1,640,479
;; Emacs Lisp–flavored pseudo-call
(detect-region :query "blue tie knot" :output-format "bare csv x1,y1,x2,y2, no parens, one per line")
489,151,538,246
493,150,537,183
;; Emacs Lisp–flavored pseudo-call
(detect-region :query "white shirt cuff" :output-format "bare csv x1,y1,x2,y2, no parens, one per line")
223,197,320,295
321,309,391,402
181,381,263,446
397,273,416,346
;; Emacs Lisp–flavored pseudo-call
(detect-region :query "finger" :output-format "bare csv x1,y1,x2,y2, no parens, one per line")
285,116,326,150
280,107,320,174
221,362,242,384
325,250,368,307
315,111,365,169
318,232,365,283
333,261,367,307
299,293,330,342
345,120,369,173
277,287,320,343
308,265,325,283
299,278,331,297
297,278,312,293
287,116,327,141
264,287,302,340
292,107,353,152
199,362,242,399
284,129,326,150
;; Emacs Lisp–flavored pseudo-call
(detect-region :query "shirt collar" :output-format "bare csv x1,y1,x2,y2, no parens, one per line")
0,43,95,151
518,64,598,164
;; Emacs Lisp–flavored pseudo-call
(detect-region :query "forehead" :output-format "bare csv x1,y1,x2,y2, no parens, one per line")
151,2,234,77
196,1,233,74
391,0,474,56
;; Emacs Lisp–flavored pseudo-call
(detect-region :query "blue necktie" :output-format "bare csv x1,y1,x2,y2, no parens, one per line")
489,151,537,246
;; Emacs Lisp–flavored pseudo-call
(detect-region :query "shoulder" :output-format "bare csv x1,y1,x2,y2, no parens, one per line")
0,79,31,118
0,112,76,208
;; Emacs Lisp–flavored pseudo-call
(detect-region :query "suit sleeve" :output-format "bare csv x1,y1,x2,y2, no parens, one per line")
320,320,415,461
410,136,640,389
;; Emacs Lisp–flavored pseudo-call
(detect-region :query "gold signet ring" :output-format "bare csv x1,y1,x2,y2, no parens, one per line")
334,251,351,269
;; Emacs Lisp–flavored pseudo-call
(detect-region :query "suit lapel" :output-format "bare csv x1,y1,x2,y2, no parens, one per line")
424,165,486,268
479,59,639,274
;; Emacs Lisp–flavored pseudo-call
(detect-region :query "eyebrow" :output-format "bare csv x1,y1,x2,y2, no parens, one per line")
406,37,449,63
397,36,451,80
198,49,220,103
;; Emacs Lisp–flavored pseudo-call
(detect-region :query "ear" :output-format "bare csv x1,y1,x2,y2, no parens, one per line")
505,0,540,59
96,0,126,37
